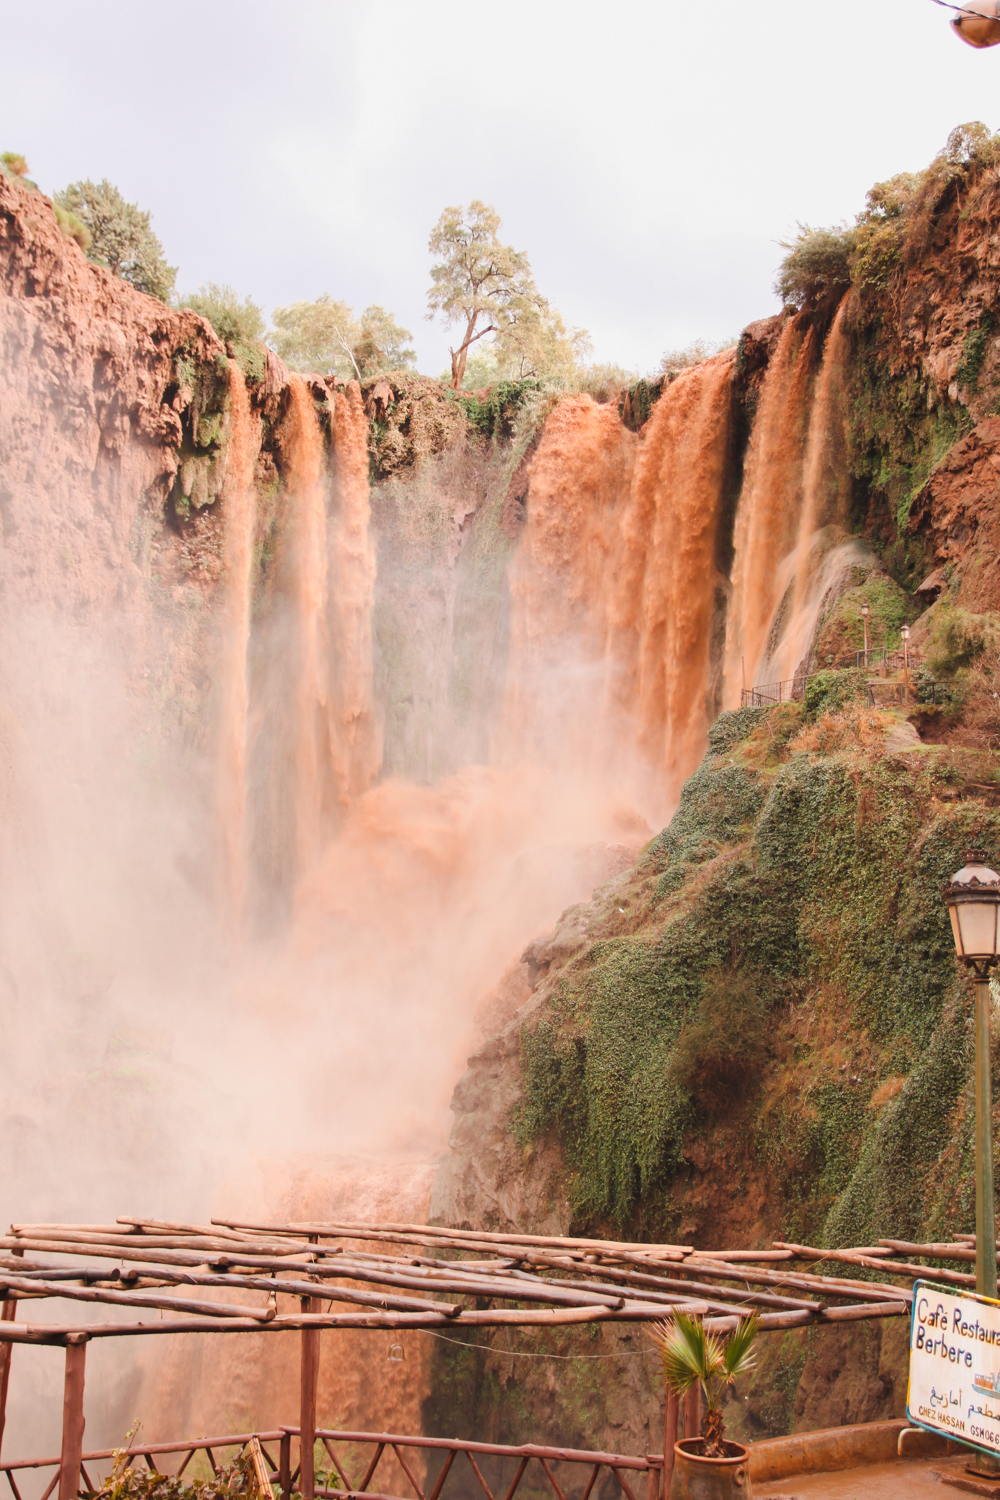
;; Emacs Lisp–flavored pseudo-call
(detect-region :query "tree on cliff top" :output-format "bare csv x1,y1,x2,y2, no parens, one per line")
427,201,546,390
352,305,417,378
54,179,176,301
269,296,415,380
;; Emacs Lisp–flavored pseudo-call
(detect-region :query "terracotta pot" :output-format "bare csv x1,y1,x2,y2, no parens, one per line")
668,1438,752,1499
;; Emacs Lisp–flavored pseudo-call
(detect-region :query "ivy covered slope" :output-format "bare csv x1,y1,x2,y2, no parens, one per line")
513,697,991,1249
428,689,1000,1446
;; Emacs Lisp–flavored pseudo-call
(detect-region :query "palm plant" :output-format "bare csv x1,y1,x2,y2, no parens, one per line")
649,1312,760,1458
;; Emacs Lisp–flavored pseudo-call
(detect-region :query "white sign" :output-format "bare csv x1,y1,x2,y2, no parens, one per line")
908,1280,1000,1454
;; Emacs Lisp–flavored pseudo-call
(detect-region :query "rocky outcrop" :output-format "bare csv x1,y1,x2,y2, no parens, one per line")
906,418,1000,609
429,1004,570,1233
0,170,224,617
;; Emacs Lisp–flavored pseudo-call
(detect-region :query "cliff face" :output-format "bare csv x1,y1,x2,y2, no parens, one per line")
0,172,252,618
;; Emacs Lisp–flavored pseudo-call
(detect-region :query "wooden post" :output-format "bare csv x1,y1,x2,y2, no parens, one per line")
682,1385,701,1444
0,1302,18,1459
58,1335,88,1500
662,1391,678,1498
279,1431,292,1500
0,1246,23,1459
299,1297,321,1500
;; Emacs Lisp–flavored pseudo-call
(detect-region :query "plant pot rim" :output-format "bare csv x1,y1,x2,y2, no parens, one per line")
674,1438,749,1466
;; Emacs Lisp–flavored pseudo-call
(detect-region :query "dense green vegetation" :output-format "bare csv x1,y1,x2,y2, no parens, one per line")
515,699,998,1247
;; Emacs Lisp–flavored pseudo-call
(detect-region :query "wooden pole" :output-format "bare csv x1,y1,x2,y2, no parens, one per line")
662,1392,678,1498
300,1297,321,1500
279,1431,292,1500
58,1335,88,1500
0,1298,17,1458
681,1385,700,1445
0,1246,22,1461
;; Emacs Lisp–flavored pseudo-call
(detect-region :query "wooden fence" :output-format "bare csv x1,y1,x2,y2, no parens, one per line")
0,1428,670,1500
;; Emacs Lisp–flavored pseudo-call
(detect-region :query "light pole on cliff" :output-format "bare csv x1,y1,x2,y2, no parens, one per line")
944,854,1000,1309
861,601,870,667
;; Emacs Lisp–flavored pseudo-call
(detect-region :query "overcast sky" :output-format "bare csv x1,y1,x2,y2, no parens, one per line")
2,0,997,375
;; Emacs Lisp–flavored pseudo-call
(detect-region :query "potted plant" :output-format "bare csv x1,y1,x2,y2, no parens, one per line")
650,1311,760,1498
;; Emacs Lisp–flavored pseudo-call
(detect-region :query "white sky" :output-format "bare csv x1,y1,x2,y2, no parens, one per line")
2,0,997,375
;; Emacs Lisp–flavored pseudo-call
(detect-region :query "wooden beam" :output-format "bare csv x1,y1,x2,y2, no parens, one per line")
57,1336,87,1500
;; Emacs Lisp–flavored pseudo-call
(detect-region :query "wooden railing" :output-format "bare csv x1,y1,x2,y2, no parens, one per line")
0,1428,666,1500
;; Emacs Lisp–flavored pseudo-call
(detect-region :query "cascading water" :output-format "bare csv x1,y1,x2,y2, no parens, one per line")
502,354,736,812
613,353,735,801
764,300,854,684
216,364,259,928
724,318,819,697
326,384,379,807
723,303,856,700
286,374,333,874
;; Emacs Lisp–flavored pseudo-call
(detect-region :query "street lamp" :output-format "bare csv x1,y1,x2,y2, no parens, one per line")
944,853,1000,1304
861,601,870,667
901,623,911,705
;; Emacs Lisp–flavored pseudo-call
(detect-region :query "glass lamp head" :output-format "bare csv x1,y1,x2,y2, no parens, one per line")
944,852,1000,964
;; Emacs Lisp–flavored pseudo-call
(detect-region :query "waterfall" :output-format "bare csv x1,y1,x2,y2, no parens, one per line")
724,304,853,698
613,353,735,803
326,383,379,807
502,355,735,812
765,301,853,683
284,375,334,874
724,319,819,698
217,363,258,928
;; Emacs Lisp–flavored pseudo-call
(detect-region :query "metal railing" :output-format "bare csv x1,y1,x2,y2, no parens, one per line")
740,676,811,708
856,647,924,672
867,680,951,708
0,1428,665,1500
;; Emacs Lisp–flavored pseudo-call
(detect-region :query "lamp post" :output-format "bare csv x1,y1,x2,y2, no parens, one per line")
901,623,911,705
943,854,1000,1307
861,601,870,668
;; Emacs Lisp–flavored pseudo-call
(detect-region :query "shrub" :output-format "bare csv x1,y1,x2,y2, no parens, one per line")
181,283,267,380
925,606,1000,677
775,224,856,311
669,969,770,1099
576,363,639,404
660,338,737,377
803,668,867,721
53,179,176,301
53,202,91,252
0,152,28,178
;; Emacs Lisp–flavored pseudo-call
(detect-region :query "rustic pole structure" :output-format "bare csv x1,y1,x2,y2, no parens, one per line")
299,1297,321,1500
0,1244,23,1457
58,1334,88,1500
681,1385,700,1444
279,1430,292,1500
662,1391,678,1497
